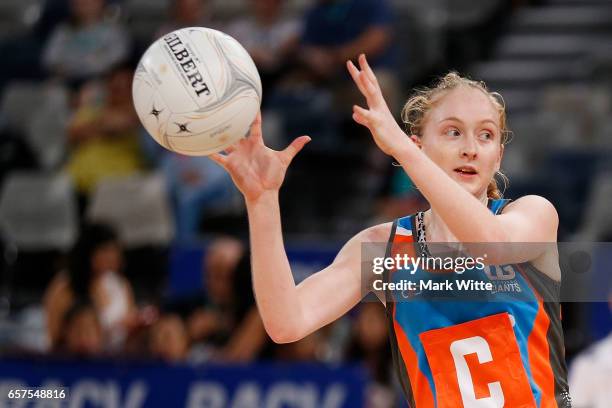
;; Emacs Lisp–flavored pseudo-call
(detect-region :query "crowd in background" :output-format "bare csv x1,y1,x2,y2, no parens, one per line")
0,0,611,406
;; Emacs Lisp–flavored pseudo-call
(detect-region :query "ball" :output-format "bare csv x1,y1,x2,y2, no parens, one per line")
132,27,262,156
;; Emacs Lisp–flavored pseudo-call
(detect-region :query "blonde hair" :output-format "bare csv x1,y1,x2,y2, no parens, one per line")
400,72,511,199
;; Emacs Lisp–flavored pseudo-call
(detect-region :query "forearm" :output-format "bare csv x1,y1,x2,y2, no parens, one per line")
67,121,96,144
221,308,267,361
337,27,390,63
393,138,506,243
246,191,304,343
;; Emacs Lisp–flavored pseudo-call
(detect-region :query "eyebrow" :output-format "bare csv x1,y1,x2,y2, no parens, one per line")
438,116,499,128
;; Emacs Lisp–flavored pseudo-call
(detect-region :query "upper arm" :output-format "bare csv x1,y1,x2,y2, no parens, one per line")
42,29,64,67
43,274,72,346
481,195,559,266
294,223,392,339
498,195,559,242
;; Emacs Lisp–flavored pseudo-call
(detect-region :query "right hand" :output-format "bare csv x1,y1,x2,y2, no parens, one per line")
210,112,310,203
187,309,220,341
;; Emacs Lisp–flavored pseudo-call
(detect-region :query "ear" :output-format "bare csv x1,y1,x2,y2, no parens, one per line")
495,144,505,172
410,135,422,149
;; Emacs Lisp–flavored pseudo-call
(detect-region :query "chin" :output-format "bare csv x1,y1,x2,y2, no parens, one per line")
456,178,483,196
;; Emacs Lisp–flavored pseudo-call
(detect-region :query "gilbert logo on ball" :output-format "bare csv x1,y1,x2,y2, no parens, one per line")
132,27,262,156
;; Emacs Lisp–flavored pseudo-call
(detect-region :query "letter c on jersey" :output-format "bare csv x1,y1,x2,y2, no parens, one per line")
450,336,504,407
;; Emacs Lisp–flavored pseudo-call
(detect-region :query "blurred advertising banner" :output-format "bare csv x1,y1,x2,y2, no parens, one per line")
0,359,366,408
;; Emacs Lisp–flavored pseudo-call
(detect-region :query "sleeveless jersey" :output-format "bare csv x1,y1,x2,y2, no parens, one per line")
384,199,570,407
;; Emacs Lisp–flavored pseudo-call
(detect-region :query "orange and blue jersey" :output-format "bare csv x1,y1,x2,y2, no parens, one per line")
384,199,571,407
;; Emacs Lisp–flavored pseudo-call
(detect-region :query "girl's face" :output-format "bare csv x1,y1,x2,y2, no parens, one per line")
71,0,104,23
91,242,122,275
416,86,503,199
252,0,281,19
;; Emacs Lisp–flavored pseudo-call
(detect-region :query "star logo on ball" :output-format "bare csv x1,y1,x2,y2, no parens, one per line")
150,106,163,119
175,122,192,133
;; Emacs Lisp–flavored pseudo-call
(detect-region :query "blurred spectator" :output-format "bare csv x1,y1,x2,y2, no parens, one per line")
44,223,138,351
226,0,301,99
299,0,396,83
149,313,190,363
190,237,268,362
345,302,394,408
568,293,612,408
0,0,70,92
65,63,145,204
302,0,399,115
374,167,427,223
145,149,239,242
42,0,130,84
58,301,104,358
156,0,217,39
165,237,269,362
267,0,399,151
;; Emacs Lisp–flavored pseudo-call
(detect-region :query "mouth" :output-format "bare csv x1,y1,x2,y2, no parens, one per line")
454,166,478,178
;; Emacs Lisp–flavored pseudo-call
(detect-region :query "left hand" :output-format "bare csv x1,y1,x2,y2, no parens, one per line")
303,46,337,78
347,54,408,156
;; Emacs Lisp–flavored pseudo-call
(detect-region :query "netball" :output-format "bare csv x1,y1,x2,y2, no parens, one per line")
132,27,262,156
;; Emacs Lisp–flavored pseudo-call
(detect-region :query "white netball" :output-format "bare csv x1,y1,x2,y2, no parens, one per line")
132,27,262,156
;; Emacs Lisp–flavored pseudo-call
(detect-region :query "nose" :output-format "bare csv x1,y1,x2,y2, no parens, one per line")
460,134,478,160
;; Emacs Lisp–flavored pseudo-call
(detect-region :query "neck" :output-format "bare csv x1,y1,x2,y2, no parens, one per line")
256,12,278,26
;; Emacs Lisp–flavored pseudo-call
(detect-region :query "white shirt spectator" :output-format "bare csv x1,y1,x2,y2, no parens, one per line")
43,21,130,80
227,17,301,71
569,333,612,408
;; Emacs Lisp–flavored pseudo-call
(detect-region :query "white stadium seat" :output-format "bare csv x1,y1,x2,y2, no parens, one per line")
87,172,175,248
0,171,77,251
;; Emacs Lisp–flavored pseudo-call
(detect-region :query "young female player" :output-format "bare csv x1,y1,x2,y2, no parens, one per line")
210,54,570,407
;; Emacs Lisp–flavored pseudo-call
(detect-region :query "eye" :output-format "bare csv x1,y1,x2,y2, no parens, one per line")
445,128,461,138
479,131,493,140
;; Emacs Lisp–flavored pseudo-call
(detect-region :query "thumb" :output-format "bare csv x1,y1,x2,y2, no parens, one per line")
280,136,311,165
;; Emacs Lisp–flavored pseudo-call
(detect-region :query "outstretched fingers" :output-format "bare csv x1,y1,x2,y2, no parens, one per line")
209,152,228,168
347,57,385,108
280,135,311,165
358,54,377,85
347,60,369,97
352,105,372,127
223,144,237,154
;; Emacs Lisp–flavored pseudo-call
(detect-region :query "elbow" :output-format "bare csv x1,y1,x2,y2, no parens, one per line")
265,324,301,344
269,333,296,345
262,320,304,344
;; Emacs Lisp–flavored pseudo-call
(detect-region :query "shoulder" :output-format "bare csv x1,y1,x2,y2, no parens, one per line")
44,272,73,307
46,24,71,41
354,222,394,243
46,272,70,295
502,195,558,224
